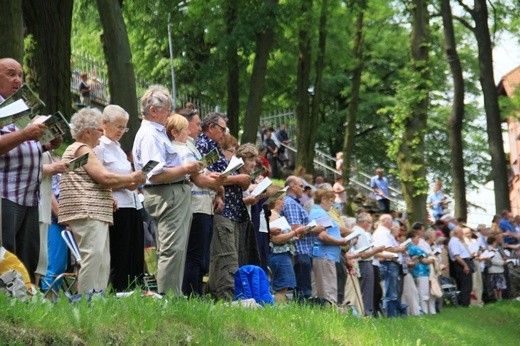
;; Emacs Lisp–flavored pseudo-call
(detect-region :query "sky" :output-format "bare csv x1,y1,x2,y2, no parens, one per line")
493,31,520,83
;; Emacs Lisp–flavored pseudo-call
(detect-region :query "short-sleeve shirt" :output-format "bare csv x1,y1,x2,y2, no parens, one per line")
448,237,470,261
427,190,444,216
132,119,184,184
370,176,389,200
282,194,314,255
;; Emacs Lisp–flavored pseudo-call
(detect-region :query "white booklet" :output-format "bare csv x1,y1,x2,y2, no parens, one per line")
251,177,272,197
479,250,495,259
314,216,333,229
221,156,244,176
353,244,373,254
269,216,292,232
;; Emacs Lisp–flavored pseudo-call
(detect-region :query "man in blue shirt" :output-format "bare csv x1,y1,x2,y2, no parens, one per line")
281,175,324,301
499,210,519,245
370,168,390,213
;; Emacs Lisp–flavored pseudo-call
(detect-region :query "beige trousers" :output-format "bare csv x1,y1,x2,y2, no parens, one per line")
313,257,338,304
69,218,110,293
143,184,192,296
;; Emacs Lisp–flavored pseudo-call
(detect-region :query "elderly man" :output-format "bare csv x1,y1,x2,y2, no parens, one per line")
196,112,251,300
281,175,324,301
448,226,473,306
350,213,385,316
0,58,62,281
372,214,407,317
132,85,221,296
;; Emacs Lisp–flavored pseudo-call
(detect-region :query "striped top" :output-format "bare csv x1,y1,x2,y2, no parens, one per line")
58,142,113,225
0,124,42,207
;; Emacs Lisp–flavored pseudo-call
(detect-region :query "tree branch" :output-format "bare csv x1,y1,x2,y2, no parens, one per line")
453,15,474,33
456,0,473,15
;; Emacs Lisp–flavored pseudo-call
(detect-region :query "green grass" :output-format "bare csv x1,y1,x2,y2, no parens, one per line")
1,294,519,345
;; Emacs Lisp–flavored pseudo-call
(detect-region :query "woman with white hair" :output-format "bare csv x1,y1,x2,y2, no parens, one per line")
59,107,145,295
93,104,145,292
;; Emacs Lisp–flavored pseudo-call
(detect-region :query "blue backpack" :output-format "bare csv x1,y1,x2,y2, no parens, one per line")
234,265,274,306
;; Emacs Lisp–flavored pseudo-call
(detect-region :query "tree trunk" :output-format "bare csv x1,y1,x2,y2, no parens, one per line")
295,0,313,172
470,0,510,213
0,0,24,61
225,0,240,138
440,0,467,220
22,0,73,118
396,0,429,225
342,1,365,186
241,0,278,145
96,0,139,153
307,0,329,171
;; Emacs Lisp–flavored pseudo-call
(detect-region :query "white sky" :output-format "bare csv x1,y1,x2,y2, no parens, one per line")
493,31,520,83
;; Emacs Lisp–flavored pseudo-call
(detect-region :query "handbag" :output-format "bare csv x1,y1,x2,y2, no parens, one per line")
429,276,443,298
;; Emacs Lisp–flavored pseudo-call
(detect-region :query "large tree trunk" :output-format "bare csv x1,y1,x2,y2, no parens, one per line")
96,0,139,153
396,0,429,225
241,0,278,145
225,0,240,137
0,0,24,61
441,0,467,220
469,0,510,213
342,1,365,185
295,0,314,172
307,0,329,170
22,0,73,118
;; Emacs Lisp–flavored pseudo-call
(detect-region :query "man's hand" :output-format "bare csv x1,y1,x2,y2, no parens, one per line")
22,123,46,141
213,195,224,213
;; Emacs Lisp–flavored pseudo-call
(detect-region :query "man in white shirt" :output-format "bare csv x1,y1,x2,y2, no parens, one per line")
448,226,473,306
372,214,407,317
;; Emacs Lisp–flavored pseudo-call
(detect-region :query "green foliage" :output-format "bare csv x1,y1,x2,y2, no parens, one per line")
1,294,519,345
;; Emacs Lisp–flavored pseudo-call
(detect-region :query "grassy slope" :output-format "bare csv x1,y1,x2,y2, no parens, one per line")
1,294,519,345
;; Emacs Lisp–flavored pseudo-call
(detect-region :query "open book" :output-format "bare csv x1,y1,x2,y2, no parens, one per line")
31,112,70,144
353,244,373,254
345,228,363,241
265,186,289,204
479,250,495,260
269,216,292,232
0,85,45,127
66,152,89,172
314,216,333,229
141,160,159,175
251,177,272,197
221,156,244,177
199,148,220,171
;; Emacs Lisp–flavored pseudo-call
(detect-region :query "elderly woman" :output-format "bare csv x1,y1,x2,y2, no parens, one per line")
308,189,349,304
92,105,144,292
165,113,224,296
59,108,145,295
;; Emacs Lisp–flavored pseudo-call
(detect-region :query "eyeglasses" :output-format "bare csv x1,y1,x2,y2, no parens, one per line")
214,123,227,132
112,124,129,133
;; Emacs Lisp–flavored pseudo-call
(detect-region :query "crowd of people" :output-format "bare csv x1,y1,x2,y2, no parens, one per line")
1,57,519,316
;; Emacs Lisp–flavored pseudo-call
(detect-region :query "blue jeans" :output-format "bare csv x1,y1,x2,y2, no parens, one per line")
379,261,400,316
293,254,313,300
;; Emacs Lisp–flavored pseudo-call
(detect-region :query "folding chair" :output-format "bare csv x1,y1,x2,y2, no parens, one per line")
41,230,81,300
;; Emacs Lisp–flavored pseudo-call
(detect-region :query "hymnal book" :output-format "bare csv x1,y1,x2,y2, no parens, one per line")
314,216,333,229
250,166,267,180
345,229,363,241
251,177,272,197
199,148,219,170
265,186,289,204
141,160,159,175
221,156,244,177
479,250,495,260
305,220,317,233
0,85,45,126
400,238,412,248
32,111,70,144
269,216,292,233
66,152,89,172
353,244,373,254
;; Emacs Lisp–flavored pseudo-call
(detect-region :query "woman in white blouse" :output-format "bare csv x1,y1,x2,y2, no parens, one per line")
94,105,145,292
